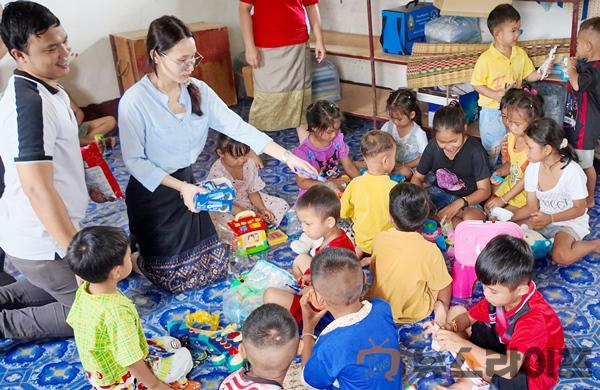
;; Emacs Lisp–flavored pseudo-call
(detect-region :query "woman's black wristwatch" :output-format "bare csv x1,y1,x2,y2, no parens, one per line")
460,197,469,209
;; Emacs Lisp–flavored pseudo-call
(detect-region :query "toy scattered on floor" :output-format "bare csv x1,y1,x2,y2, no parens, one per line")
145,336,202,390
421,218,454,252
184,310,220,334
521,224,554,259
222,260,297,324
228,210,269,256
170,378,201,390
168,311,245,372
194,177,236,212
267,228,288,247
81,141,125,199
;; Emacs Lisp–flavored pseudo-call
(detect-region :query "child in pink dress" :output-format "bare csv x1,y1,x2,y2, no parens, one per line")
208,134,289,241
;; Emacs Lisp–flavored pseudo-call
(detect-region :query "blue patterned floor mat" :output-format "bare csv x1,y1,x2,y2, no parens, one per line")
1,100,598,389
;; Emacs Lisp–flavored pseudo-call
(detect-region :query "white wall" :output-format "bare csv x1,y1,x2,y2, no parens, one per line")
319,0,574,89
0,0,575,104
0,0,245,105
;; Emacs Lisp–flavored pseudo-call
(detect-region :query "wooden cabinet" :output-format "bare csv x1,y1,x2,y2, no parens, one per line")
110,22,236,106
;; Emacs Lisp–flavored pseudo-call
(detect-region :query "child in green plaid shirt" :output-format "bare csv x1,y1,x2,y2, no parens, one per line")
65,226,196,389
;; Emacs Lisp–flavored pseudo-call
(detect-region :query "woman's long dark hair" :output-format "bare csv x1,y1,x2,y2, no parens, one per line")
146,15,202,116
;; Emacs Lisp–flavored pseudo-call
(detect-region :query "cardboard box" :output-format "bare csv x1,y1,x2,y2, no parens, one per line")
433,0,511,17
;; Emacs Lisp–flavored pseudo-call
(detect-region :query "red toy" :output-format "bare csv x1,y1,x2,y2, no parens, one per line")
81,142,124,199
228,211,269,256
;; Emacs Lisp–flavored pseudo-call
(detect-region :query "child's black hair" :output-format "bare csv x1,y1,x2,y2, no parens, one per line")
487,4,521,36
216,133,250,158
499,88,521,111
475,235,533,290
242,303,298,349
432,101,466,134
386,88,422,127
389,183,430,232
311,248,363,306
0,1,61,57
579,16,600,35
360,130,395,158
306,100,344,134
507,87,545,121
65,226,129,283
525,118,579,167
296,185,341,222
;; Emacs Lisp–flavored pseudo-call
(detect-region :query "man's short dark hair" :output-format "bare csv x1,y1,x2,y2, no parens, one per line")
0,1,61,56
389,183,430,232
475,235,533,290
296,184,340,222
65,226,129,283
360,130,395,158
242,303,298,348
580,16,600,35
487,4,521,36
311,247,363,305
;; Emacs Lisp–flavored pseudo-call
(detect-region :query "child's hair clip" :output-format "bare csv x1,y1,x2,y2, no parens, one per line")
523,86,538,96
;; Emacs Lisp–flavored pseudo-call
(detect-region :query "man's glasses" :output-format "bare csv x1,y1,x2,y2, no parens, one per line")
159,52,204,72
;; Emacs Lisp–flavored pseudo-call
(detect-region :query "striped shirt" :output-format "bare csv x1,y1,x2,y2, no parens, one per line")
220,369,283,390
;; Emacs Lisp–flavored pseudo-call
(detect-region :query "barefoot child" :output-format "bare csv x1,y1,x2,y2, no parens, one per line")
511,118,600,265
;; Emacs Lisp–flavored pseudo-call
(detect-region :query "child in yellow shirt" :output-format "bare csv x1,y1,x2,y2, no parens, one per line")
471,4,542,167
486,88,544,215
340,131,396,263
369,182,452,324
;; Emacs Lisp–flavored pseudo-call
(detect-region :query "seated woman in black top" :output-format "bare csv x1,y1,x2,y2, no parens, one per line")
411,102,491,227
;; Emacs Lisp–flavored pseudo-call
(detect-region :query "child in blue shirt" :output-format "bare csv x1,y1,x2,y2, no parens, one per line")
300,248,403,389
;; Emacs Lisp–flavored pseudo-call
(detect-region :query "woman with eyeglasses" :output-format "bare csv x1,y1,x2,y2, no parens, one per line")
118,16,317,293
239,0,325,139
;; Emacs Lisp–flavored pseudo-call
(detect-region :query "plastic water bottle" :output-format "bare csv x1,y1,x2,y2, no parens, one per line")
284,208,303,238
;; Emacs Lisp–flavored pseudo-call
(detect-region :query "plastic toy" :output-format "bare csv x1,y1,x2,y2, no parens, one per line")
194,177,236,212
421,218,453,252
294,167,326,182
538,44,558,80
167,314,245,372
184,310,220,333
491,175,505,183
267,229,288,247
170,379,201,390
521,224,553,259
389,173,406,183
228,210,268,256
452,221,523,299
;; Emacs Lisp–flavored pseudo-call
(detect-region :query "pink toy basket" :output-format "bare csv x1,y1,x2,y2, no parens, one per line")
452,220,523,298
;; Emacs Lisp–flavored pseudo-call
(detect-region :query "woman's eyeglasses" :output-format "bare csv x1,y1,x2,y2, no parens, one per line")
159,52,204,72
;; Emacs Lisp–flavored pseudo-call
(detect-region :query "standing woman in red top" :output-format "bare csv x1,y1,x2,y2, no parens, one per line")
239,0,325,141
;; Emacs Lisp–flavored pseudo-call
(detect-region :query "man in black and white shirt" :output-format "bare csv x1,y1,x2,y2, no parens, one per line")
0,1,111,339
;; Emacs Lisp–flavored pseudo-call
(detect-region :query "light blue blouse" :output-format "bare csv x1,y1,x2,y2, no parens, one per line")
119,76,272,191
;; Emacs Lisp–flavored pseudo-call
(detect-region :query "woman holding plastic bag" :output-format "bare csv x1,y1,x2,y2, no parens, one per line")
119,16,317,293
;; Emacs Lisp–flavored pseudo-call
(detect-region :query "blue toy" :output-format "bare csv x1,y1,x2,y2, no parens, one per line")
492,175,505,183
294,167,326,182
194,177,236,212
168,315,245,372
521,224,554,259
359,168,405,183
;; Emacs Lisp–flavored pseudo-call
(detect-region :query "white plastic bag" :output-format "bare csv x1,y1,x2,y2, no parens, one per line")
425,16,481,43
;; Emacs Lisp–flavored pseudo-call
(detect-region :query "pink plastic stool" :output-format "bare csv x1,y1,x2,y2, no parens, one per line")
452,220,523,299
